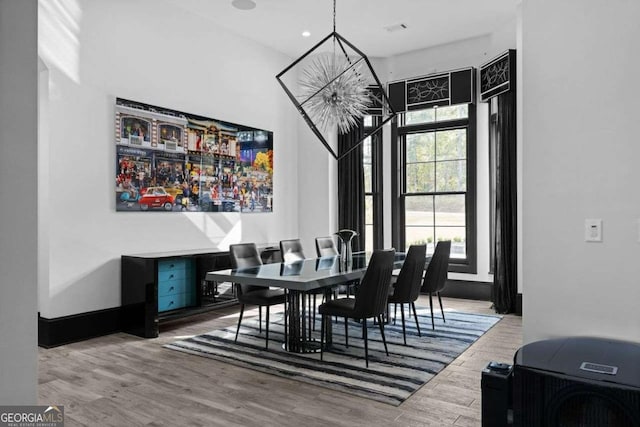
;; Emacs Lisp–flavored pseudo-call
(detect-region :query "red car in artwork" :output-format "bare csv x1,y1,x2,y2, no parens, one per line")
139,187,174,211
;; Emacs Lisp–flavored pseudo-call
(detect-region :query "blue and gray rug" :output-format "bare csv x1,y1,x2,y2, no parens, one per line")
164,307,501,406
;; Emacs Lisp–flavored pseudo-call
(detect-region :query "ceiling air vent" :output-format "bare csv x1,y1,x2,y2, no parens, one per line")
384,23,408,33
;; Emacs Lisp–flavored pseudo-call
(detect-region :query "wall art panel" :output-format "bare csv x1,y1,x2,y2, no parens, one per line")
115,98,273,213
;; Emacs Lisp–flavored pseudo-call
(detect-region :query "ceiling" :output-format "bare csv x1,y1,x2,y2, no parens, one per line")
166,0,518,58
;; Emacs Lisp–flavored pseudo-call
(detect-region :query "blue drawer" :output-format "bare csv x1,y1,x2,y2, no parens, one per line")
158,293,197,312
158,259,188,272
158,268,189,283
158,279,186,297
159,293,184,312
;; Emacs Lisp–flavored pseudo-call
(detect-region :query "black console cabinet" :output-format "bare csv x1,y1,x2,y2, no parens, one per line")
121,247,280,338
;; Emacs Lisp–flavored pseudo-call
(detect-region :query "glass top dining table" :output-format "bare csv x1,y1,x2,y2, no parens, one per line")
205,251,406,353
204,252,406,292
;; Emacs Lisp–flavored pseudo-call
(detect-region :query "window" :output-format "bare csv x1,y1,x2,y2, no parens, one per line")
488,97,498,274
363,115,383,252
393,104,476,273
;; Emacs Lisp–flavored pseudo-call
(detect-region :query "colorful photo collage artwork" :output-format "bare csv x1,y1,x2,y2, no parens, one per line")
115,98,274,213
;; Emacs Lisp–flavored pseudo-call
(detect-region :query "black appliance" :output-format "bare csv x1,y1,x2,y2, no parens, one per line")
512,336,640,426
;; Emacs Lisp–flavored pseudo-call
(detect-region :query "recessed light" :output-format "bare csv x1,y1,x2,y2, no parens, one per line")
232,0,256,11
302,31,311,38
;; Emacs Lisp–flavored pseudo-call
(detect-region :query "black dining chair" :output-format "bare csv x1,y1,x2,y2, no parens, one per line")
421,241,451,330
280,238,306,262
230,243,286,349
319,249,395,367
316,235,356,300
315,236,338,257
279,238,322,332
387,244,427,345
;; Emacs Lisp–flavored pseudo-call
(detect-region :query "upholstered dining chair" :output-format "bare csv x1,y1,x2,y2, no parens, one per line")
421,240,451,330
316,235,356,300
387,244,427,345
279,238,306,262
279,238,321,333
319,249,395,367
230,243,286,349
315,236,338,257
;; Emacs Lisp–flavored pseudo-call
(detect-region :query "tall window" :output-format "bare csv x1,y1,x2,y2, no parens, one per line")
488,96,498,273
393,104,476,273
363,115,383,252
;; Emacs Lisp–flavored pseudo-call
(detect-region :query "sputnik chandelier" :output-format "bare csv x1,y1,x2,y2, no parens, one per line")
276,0,395,160
299,52,370,135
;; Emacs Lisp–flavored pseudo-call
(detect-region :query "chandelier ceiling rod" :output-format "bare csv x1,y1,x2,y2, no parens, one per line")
333,0,336,32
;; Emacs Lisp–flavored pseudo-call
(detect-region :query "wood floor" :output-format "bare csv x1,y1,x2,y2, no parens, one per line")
38,296,522,426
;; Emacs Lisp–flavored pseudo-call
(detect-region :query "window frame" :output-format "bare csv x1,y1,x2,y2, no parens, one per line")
363,117,384,251
488,97,498,275
392,104,477,274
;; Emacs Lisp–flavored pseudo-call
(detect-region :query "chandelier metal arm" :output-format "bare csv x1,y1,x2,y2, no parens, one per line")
360,55,394,112
334,35,352,63
337,115,394,159
334,36,363,80
330,32,395,110
277,74,341,158
275,32,335,80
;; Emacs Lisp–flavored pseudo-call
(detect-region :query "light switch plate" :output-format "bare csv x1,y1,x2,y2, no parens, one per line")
637,219,640,243
585,219,602,242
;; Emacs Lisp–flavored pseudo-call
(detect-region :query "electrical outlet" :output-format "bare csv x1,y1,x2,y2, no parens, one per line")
585,219,602,242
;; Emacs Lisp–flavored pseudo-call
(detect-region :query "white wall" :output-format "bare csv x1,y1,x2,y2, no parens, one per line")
385,29,516,283
516,3,523,294
296,119,337,257
522,0,640,343
387,27,515,83
0,0,38,404
38,0,299,318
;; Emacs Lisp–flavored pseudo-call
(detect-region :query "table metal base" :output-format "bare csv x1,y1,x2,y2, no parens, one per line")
284,289,333,353
282,338,322,353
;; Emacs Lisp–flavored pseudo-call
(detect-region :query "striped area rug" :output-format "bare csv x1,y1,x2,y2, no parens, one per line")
164,307,501,406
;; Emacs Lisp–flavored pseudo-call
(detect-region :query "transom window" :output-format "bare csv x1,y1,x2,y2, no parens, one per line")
405,104,469,126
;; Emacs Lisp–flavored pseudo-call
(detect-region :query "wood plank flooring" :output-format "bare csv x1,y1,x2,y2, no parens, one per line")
38,297,521,426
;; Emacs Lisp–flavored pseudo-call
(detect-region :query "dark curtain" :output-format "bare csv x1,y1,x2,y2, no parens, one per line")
337,121,365,252
493,90,518,314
